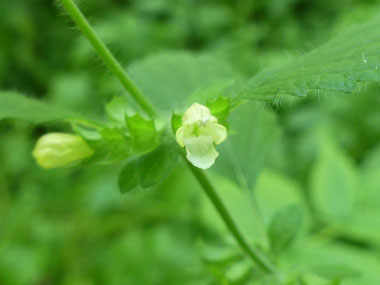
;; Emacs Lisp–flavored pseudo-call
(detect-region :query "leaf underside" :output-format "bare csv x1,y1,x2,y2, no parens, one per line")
238,20,380,103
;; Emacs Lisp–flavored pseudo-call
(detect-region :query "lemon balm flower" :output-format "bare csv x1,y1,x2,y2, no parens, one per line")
176,103,227,169
33,133,94,169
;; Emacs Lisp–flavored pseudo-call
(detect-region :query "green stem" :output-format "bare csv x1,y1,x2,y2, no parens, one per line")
60,0,278,275
181,153,278,274
60,0,157,119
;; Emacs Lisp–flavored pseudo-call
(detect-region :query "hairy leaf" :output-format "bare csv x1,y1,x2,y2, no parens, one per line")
238,20,380,102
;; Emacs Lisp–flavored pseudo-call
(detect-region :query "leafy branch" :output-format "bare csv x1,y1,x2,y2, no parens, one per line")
58,0,278,275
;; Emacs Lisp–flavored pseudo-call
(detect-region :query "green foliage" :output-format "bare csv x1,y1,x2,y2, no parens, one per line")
85,128,132,165
214,102,280,190
118,159,139,194
310,132,358,220
119,139,179,193
127,52,237,111
0,91,83,123
2,0,380,284
238,20,380,103
206,95,232,126
268,205,303,255
126,113,157,154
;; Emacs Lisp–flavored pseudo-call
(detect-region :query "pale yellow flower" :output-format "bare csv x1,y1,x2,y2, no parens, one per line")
176,103,227,169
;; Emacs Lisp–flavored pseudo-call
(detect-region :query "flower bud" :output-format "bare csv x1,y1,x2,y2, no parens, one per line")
32,133,94,169
176,103,227,169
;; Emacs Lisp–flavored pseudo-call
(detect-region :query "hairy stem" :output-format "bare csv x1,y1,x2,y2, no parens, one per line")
182,153,278,274
60,0,278,275
60,0,157,119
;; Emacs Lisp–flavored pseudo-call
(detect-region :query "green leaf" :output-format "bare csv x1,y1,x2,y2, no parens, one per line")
310,132,358,221
214,101,280,190
225,259,252,284
126,113,157,154
118,159,139,194
268,205,303,255
105,96,129,126
238,20,380,102
0,91,85,123
118,139,179,193
313,263,361,280
85,128,132,165
254,170,307,225
137,141,179,188
128,51,237,111
199,243,241,266
336,144,380,244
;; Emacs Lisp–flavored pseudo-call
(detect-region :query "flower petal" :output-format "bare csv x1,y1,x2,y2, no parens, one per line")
182,103,217,125
176,124,195,147
200,122,227,145
176,126,185,147
184,136,219,169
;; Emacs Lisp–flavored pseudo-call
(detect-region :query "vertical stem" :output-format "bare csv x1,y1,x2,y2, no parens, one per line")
60,0,157,119
182,154,278,274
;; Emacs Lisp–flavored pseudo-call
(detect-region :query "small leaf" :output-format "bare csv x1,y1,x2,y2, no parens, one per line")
118,159,139,194
268,204,303,254
118,139,180,193
137,141,179,188
199,243,241,266
225,260,252,284
126,113,156,154
105,96,129,126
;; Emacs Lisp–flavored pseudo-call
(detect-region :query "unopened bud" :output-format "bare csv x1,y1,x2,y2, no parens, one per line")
33,133,94,169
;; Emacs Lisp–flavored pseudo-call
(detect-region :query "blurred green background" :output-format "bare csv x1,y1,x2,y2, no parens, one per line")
1,0,380,284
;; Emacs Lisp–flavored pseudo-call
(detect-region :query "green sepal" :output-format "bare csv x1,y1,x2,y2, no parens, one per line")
206,96,231,127
171,112,182,134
